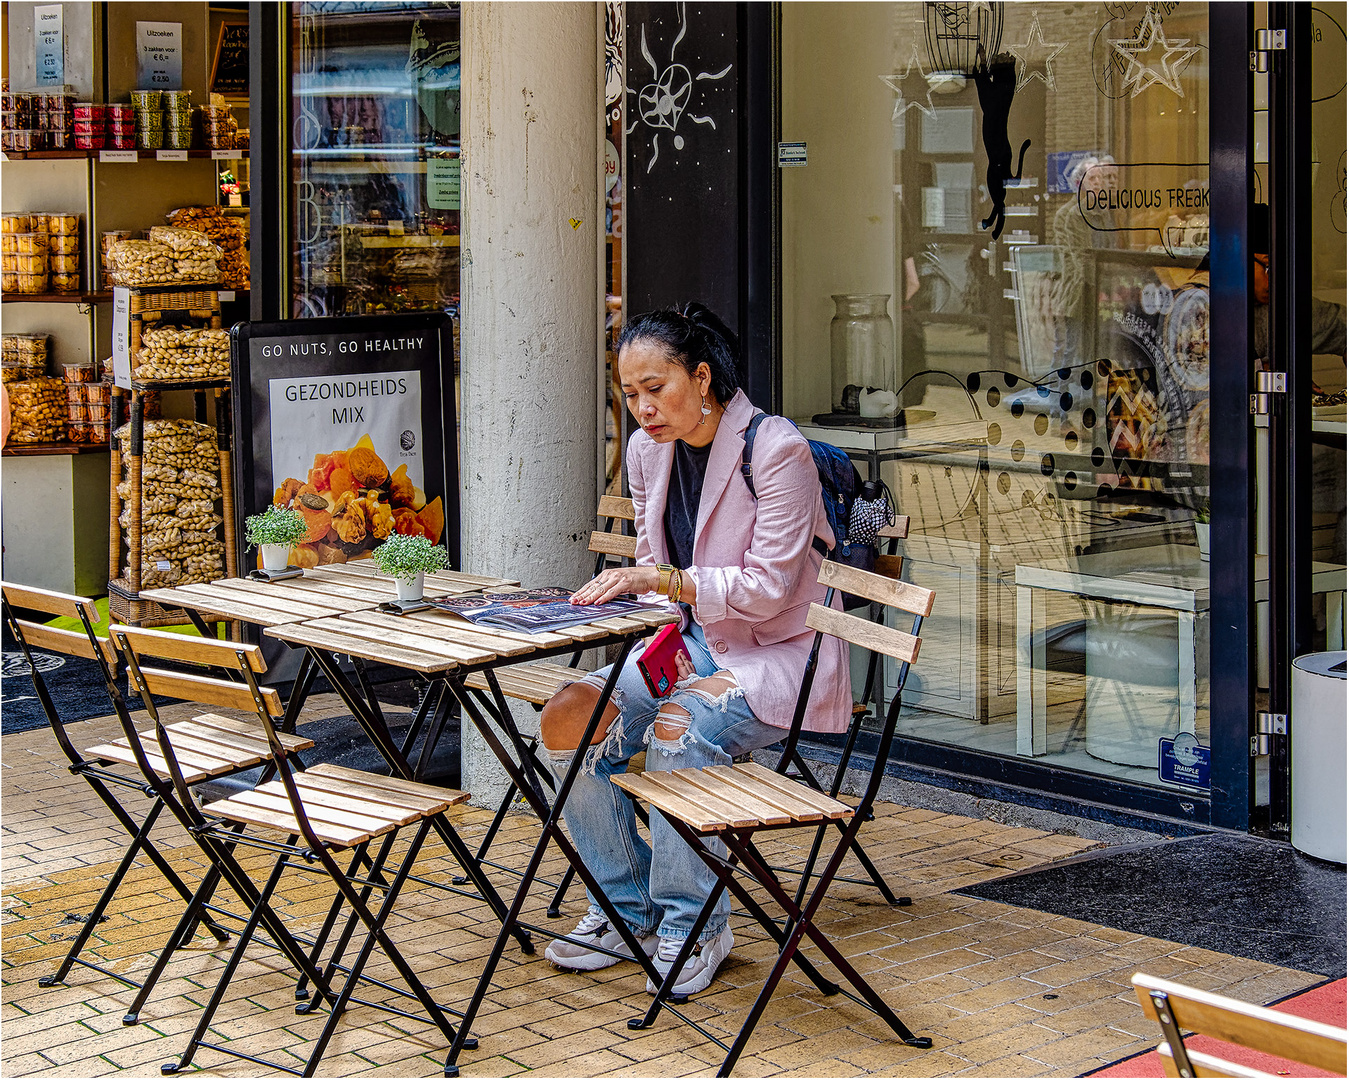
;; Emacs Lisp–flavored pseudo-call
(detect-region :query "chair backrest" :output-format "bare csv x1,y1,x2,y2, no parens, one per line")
589,495,636,570
1132,973,1348,1078
1,581,121,763
110,626,282,718
873,516,910,580
110,625,286,815
779,560,935,805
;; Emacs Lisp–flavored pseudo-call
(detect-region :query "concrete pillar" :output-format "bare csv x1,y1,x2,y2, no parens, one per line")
460,2,604,806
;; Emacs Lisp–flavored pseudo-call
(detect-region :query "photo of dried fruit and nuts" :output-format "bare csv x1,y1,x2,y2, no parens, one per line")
269,435,444,568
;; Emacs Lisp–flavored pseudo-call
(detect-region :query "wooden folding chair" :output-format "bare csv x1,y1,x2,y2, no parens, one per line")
110,625,476,1076
777,517,913,907
0,581,260,1024
612,559,936,1076
1132,973,1348,1078
462,495,639,910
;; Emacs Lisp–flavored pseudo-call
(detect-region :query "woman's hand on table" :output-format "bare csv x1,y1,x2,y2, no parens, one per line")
571,565,660,605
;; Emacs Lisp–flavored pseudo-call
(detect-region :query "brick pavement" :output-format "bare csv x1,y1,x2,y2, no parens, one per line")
2,704,1326,1077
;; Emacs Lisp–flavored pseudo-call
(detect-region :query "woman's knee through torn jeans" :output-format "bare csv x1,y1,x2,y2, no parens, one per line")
545,622,785,943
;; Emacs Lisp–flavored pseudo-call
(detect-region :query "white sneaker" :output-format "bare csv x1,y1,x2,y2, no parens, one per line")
645,926,734,995
545,910,659,972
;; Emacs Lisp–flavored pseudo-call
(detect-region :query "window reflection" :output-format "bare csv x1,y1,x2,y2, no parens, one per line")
289,3,461,320
783,1,1212,791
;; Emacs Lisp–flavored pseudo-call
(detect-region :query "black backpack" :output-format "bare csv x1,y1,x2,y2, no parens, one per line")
740,413,894,607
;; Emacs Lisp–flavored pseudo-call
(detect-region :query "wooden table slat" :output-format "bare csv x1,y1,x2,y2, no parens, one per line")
265,623,459,674
402,610,577,648
139,585,325,625
340,610,538,657
295,616,498,666
208,576,372,613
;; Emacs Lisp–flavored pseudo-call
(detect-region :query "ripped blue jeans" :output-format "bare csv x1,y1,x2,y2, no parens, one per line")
545,622,785,943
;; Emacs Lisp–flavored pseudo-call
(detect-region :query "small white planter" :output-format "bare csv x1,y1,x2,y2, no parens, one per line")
260,544,290,572
1195,521,1210,562
395,572,425,602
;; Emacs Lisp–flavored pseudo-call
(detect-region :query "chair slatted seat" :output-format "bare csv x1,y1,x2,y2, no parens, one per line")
611,558,936,1077
85,712,313,785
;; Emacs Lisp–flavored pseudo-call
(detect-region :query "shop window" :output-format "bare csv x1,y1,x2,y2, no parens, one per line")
782,2,1217,792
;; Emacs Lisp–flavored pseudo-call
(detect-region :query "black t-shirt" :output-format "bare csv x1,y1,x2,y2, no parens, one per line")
663,438,712,570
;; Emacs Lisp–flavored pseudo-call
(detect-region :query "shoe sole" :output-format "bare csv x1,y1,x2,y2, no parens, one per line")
547,949,623,972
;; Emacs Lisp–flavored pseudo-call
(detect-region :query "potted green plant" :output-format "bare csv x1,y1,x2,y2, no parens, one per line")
245,504,308,572
1195,501,1210,562
372,533,448,601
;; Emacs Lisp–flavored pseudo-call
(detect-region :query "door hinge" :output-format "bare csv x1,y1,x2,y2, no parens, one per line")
1250,28,1286,72
1251,711,1288,755
1258,711,1288,735
1250,371,1287,415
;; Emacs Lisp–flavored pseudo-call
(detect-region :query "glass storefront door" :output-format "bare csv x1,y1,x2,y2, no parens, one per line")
781,3,1220,805
288,2,461,322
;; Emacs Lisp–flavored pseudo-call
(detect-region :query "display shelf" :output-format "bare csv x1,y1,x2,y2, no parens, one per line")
358,234,460,249
3,149,248,161
3,441,111,457
130,376,230,392
2,291,113,303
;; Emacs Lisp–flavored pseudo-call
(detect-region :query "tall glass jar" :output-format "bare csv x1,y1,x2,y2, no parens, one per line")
830,294,895,408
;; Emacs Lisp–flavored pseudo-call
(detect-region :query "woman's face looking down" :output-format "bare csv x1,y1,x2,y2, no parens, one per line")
619,339,716,447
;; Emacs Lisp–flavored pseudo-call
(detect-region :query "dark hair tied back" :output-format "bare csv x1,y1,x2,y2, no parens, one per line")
616,302,742,404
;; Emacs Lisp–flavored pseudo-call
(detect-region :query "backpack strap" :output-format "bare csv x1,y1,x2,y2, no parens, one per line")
740,411,829,557
740,411,769,500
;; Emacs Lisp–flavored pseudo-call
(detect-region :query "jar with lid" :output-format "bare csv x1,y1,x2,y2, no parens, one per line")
829,294,895,410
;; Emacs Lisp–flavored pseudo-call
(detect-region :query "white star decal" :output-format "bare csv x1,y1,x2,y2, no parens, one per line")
880,45,937,122
1008,12,1068,92
1108,6,1200,99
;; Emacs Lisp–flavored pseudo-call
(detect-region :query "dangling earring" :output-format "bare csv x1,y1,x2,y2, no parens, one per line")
699,394,712,425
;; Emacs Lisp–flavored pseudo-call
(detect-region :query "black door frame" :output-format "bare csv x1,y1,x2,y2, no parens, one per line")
1264,2,1316,838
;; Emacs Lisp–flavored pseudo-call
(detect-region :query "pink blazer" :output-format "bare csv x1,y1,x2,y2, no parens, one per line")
628,389,852,733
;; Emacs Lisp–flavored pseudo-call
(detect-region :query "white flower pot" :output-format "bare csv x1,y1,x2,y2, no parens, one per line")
1195,521,1210,562
395,572,425,602
260,544,290,572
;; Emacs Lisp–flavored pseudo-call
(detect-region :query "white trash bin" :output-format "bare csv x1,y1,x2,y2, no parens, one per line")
1291,651,1347,864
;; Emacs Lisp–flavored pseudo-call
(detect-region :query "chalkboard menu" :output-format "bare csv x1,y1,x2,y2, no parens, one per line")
231,313,459,579
210,21,248,95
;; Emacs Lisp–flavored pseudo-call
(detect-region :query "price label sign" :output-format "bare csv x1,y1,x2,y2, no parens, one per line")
112,288,132,390
135,21,183,90
34,5,64,85
426,158,461,211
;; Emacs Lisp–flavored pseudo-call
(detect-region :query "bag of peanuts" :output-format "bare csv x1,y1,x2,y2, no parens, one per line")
8,378,68,444
134,326,231,381
106,239,175,286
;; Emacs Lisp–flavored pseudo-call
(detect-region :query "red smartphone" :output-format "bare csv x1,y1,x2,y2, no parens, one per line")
637,623,692,698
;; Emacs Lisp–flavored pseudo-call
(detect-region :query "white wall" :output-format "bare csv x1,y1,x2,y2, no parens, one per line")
780,3,903,420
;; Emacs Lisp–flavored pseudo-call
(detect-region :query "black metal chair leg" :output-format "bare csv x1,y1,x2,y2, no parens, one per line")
162,851,295,1075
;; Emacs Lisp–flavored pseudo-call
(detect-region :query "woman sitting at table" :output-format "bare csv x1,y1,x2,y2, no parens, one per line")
539,302,851,996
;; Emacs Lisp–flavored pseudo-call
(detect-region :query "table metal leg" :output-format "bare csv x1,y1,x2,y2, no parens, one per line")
303,647,532,953
443,634,690,1077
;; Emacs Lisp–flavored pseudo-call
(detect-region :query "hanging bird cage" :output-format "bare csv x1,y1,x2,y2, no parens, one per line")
924,2,1004,75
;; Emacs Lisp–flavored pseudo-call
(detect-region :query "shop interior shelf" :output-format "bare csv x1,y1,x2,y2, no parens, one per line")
2,441,111,457
128,376,231,392
3,149,249,161
2,291,114,303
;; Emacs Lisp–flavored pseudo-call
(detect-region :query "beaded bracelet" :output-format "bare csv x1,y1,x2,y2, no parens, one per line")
669,568,683,605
